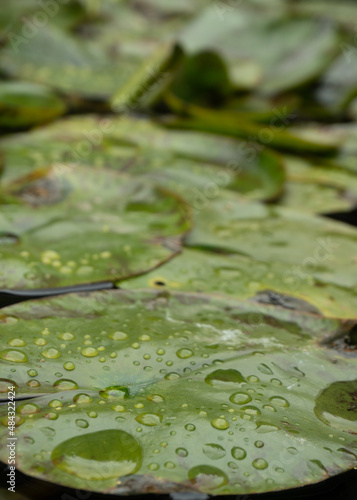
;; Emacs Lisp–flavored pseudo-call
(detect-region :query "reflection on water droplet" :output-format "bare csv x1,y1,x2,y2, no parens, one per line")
108,331,128,341
211,418,229,430
252,458,268,470
229,392,252,405
270,397,289,408
203,443,226,460
17,403,40,415
206,369,245,386
99,386,130,399
76,419,89,429
314,380,357,433
188,465,228,491
231,447,246,460
51,430,142,479
135,413,162,426
0,379,18,393
53,379,78,391
0,349,28,363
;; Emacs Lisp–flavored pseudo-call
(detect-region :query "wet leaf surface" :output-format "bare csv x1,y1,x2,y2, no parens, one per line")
0,289,356,495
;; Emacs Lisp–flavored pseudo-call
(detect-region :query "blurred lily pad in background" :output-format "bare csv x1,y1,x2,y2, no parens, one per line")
1,0,357,498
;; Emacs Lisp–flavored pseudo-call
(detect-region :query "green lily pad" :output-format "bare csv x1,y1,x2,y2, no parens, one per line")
0,115,285,202
119,247,357,319
0,289,356,495
0,81,66,129
0,165,190,289
184,192,357,317
279,155,357,214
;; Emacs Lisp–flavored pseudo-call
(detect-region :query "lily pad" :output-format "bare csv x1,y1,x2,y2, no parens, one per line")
0,289,356,495
0,165,190,289
0,115,285,202
185,192,357,318
119,248,357,319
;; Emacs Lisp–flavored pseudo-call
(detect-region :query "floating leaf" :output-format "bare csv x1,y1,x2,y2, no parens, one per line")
0,81,66,129
0,165,190,289
0,289,356,495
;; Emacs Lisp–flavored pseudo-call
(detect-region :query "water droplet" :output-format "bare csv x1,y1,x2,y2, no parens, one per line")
229,392,252,405
243,405,261,416
257,364,273,375
112,405,125,412
41,427,55,437
252,458,268,470
17,403,40,415
211,418,229,430
27,370,38,377
185,423,196,432
203,443,226,460
7,339,26,347
255,440,264,448
314,380,357,433
81,347,98,357
42,348,61,359
51,430,142,479
88,411,97,418
108,331,128,341
53,379,78,391
63,362,75,371
165,461,175,469
176,348,193,359
0,349,28,363
139,334,151,341
270,378,282,386
147,394,164,403
75,419,89,429
287,447,298,455
176,448,188,457
148,462,159,471
34,338,47,346
247,375,259,383
45,412,58,420
206,369,245,386
231,447,246,460
164,372,180,380
135,413,162,426
58,332,74,341
26,379,40,388
188,465,228,490
99,386,130,399
0,379,18,393
73,394,92,404
270,396,289,408
49,399,62,408
255,421,280,433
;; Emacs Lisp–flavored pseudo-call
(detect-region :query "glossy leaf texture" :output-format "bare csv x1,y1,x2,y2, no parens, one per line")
0,289,356,495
